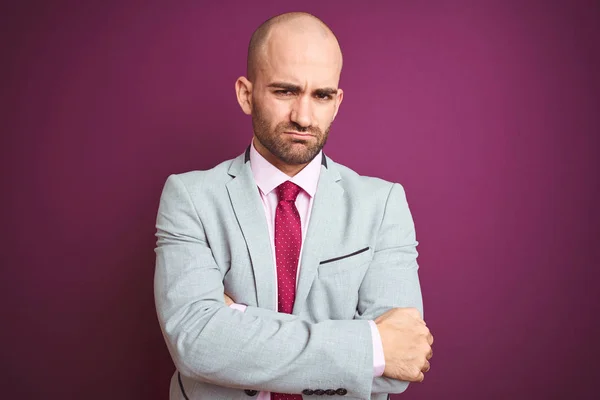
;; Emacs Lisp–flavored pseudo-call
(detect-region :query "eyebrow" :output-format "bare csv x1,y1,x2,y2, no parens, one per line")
268,82,338,95
314,88,338,96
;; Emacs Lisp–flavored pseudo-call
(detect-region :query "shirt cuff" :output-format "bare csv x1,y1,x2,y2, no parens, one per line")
368,320,386,377
229,303,247,312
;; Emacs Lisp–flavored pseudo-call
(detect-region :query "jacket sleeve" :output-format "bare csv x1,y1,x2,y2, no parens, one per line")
154,174,376,399
354,183,424,395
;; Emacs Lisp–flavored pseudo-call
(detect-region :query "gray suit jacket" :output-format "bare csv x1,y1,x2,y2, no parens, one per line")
154,148,423,400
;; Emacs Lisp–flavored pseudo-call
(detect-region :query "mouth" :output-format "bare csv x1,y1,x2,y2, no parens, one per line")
284,131,314,138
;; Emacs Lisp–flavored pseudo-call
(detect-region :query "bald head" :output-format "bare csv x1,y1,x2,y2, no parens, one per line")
235,12,345,173
247,12,343,82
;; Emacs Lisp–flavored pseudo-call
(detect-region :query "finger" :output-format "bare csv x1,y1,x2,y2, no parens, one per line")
416,371,425,383
405,307,422,320
422,359,430,373
426,348,433,360
427,332,434,346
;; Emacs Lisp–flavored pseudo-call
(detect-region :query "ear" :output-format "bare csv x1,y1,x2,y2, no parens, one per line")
235,76,253,115
332,88,344,121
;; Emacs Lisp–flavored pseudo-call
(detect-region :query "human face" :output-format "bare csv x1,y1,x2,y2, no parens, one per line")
251,90,332,165
246,26,343,167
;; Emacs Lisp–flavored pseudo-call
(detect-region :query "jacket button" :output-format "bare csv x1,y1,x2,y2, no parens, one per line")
314,389,325,395
325,389,336,395
336,388,348,396
302,389,315,395
244,390,258,396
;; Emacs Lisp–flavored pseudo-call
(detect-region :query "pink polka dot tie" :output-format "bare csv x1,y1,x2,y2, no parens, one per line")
272,181,303,400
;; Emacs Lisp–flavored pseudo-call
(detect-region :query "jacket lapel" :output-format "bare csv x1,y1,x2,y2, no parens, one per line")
293,158,343,314
226,153,277,311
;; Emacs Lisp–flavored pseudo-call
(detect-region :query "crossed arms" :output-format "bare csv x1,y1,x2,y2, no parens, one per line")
154,174,429,398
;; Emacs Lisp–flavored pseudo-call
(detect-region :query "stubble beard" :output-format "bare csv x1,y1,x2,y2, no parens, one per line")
252,107,330,165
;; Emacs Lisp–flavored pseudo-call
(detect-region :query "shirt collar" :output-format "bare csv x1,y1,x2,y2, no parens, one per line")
249,140,322,198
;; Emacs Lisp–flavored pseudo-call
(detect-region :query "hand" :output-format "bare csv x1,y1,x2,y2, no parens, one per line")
224,292,234,306
375,308,433,382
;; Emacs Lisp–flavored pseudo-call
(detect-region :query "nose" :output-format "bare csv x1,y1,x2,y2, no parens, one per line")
290,95,313,128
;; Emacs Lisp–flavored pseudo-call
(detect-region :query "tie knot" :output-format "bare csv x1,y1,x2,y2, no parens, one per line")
277,181,301,202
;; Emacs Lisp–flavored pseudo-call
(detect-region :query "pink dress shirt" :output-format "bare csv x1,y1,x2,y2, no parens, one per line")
230,142,385,398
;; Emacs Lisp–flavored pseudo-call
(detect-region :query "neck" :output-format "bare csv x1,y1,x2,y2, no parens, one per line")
252,137,310,177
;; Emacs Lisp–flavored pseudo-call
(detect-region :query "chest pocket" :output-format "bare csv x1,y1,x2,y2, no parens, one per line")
317,246,371,277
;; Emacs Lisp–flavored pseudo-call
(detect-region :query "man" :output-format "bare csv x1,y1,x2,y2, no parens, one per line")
155,12,433,400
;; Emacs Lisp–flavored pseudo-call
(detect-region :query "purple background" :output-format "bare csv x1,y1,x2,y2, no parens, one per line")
2,1,599,399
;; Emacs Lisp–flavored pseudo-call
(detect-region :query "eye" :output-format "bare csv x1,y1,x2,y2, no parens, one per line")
317,93,332,100
275,90,294,96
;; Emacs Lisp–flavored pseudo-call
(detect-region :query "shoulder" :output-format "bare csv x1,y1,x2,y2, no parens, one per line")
176,159,233,186
329,158,407,203
161,155,238,197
